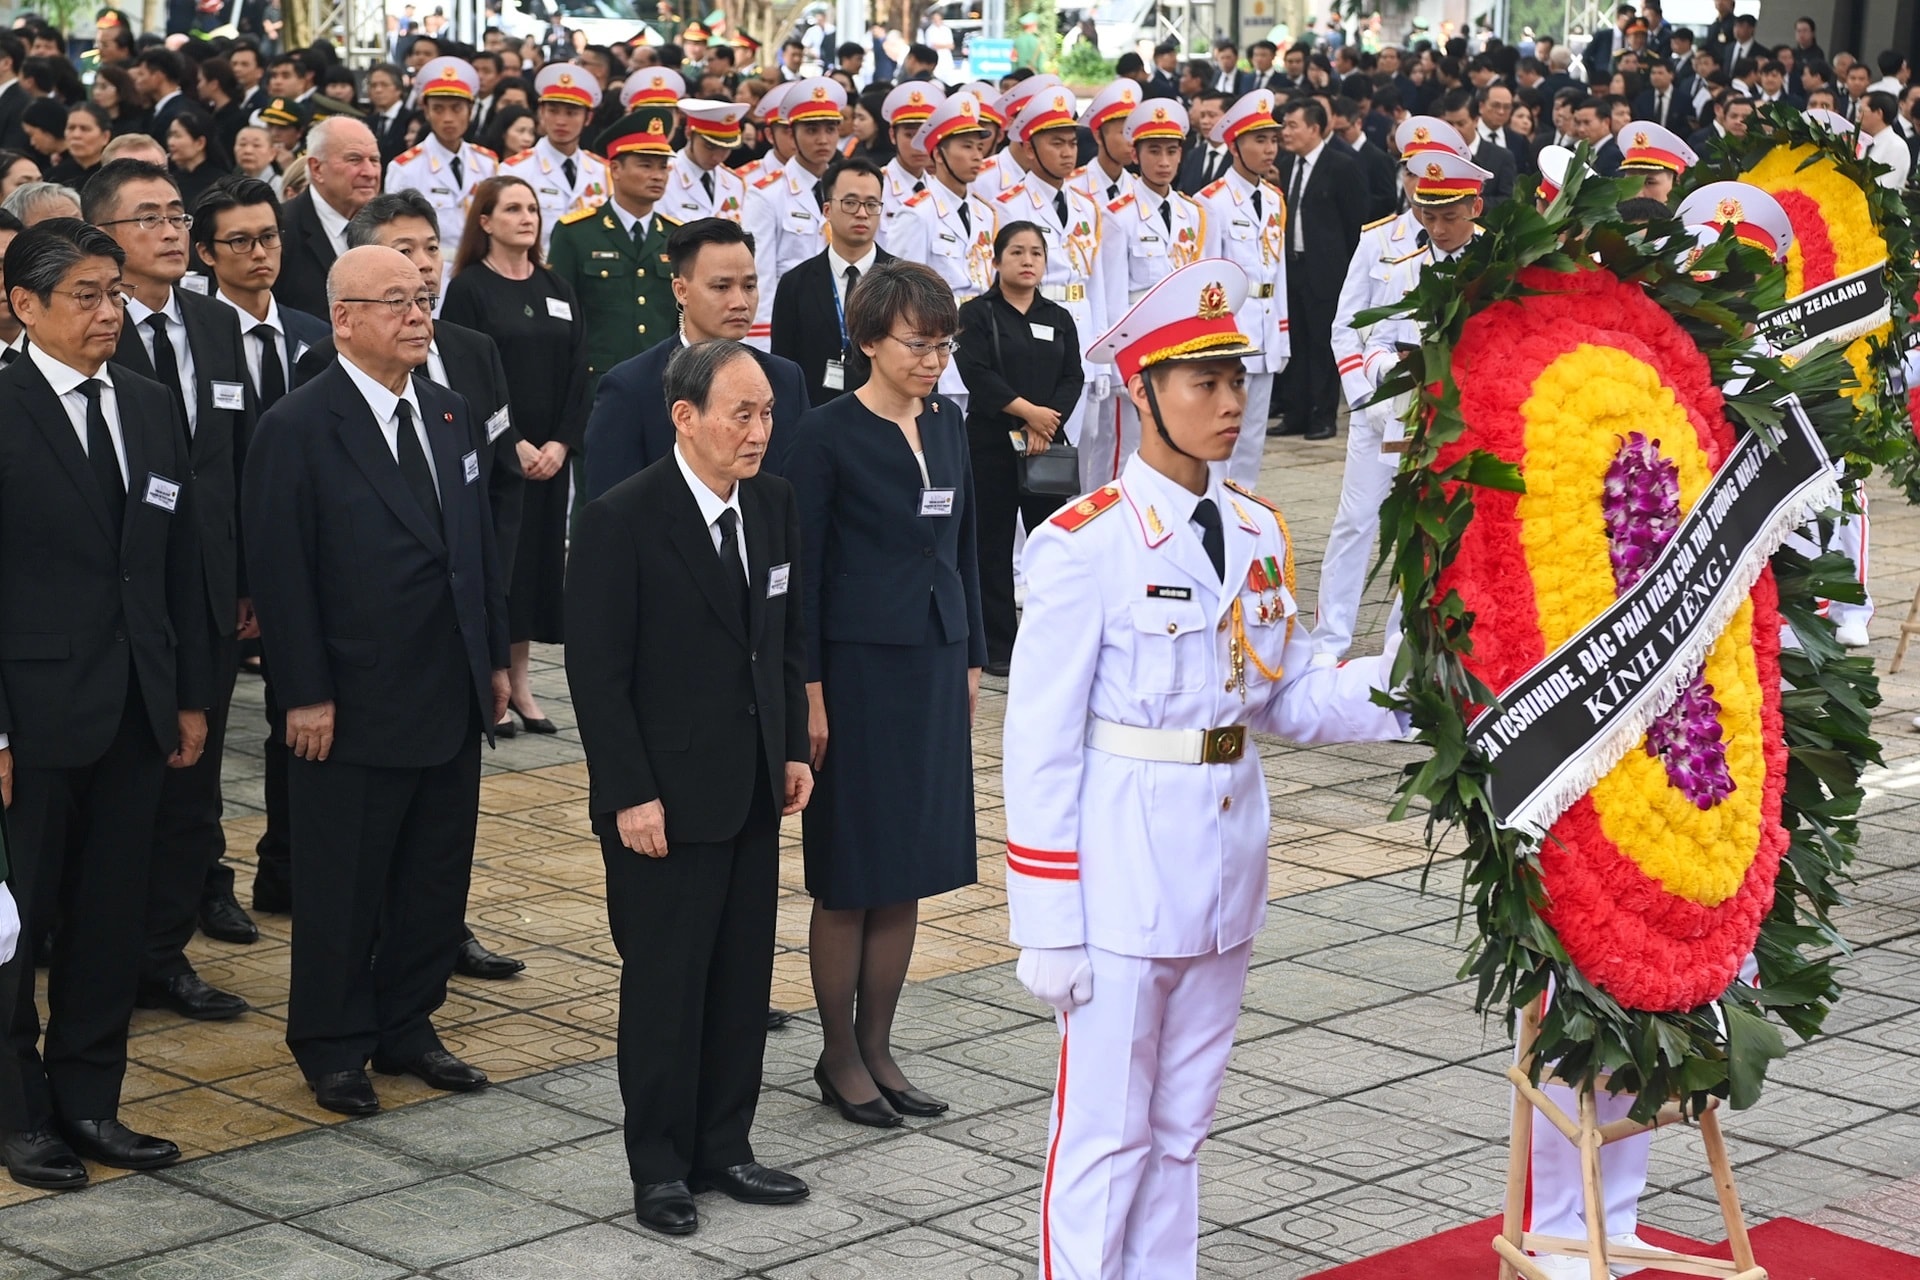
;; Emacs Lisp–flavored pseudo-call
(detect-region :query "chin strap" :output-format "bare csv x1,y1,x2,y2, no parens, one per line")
1140,370,1201,460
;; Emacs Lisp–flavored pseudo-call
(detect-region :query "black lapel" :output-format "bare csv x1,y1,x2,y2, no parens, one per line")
328,364,448,557
743,476,772,645
114,321,158,382
420,381,465,550
179,294,223,457
118,368,152,556
663,465,748,646
13,360,115,544
299,195,336,271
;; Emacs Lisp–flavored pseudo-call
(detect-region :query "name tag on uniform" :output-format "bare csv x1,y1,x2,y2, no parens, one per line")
431,186,453,195
1029,322,1055,342
822,359,846,391
143,473,180,512
462,450,480,484
212,380,246,410
1146,584,1192,600
546,297,573,321
938,231,959,244
539,186,561,196
1140,233,1161,244
179,273,209,295
590,250,621,259
768,563,791,596
486,405,511,443
919,487,956,517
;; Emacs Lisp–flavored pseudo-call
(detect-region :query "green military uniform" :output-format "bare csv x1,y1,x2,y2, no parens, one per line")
547,204,682,391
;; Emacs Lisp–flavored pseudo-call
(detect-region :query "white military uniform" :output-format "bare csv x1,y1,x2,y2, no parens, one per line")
739,76,845,350
664,149,748,221
879,156,935,255
972,147,1028,202
501,137,609,255
1194,166,1287,486
386,135,497,287
911,92,999,412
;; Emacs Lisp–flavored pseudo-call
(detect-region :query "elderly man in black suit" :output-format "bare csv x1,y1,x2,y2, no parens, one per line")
585,217,810,499
0,218,212,1190
567,337,813,1237
243,245,510,1117
274,118,383,318
1440,89,1518,206
1274,98,1366,441
770,158,893,413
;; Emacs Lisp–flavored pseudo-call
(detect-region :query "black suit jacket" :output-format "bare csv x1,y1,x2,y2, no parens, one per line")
1469,137,1519,207
0,355,211,767
1145,69,1179,100
583,339,811,500
1276,144,1367,301
1250,70,1290,95
771,247,894,411
1178,144,1229,196
242,360,509,769
147,89,189,144
1632,89,1694,135
113,289,254,629
0,81,25,152
275,190,339,319
565,459,807,842
1341,135,1398,220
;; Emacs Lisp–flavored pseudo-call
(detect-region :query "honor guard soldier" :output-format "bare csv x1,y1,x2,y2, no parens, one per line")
1534,143,1589,211
666,98,749,221
619,64,685,117
741,75,846,349
1194,89,1288,488
1091,97,1205,483
963,80,1007,151
1615,120,1697,203
735,80,794,185
999,84,1111,491
1003,259,1407,1280
1069,79,1140,211
1314,145,1491,663
387,57,498,286
911,91,998,413
878,80,943,253
503,64,611,255
547,105,681,398
972,75,1059,202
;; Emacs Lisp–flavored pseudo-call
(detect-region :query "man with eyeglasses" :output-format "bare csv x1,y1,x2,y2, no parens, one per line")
242,245,511,1117
771,158,895,412
0,216,212,1191
83,160,262,1024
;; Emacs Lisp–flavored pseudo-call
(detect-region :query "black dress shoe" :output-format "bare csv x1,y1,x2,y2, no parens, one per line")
494,717,518,739
875,1082,949,1117
766,1006,794,1031
454,935,525,980
310,1070,381,1115
2,1128,87,1189
633,1180,698,1235
60,1119,180,1170
136,972,250,1021
1270,418,1309,437
1304,424,1338,441
814,1064,902,1128
197,893,259,944
512,707,559,734
251,872,292,914
372,1048,489,1092
690,1161,809,1205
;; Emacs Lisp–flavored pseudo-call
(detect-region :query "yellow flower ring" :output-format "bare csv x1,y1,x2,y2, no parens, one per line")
1434,266,1789,1013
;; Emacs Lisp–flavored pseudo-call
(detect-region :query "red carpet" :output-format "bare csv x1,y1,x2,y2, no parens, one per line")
1303,1215,1920,1279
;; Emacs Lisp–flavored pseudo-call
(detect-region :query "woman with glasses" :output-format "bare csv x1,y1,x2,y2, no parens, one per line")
783,260,986,1129
441,175,588,738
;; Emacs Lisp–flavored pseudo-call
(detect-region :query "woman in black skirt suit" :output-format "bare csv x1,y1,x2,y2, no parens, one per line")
785,261,986,1128
441,175,588,735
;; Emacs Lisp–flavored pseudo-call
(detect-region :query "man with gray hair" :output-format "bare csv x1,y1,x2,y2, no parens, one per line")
0,183,81,227
276,116,382,316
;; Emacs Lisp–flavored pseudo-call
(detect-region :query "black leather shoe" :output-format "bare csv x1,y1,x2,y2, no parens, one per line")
197,893,259,944
372,1048,488,1092
251,871,292,914
1304,424,1338,441
136,972,250,1021
512,707,559,734
494,717,518,739
454,935,525,980
60,1119,180,1170
690,1161,809,1205
2,1128,87,1189
634,1180,698,1235
309,1070,380,1116
1270,418,1308,437
814,1064,902,1129
875,1082,949,1117
766,1006,793,1031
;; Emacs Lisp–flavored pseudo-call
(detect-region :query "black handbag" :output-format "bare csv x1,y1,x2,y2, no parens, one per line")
988,298,1080,497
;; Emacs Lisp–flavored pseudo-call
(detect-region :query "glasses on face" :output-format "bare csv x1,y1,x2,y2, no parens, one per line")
834,197,884,216
339,292,437,316
214,230,282,253
53,284,131,311
97,212,192,233
886,333,958,360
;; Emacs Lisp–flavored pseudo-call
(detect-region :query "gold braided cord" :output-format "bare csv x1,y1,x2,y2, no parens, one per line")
1137,331,1257,367
1231,599,1287,682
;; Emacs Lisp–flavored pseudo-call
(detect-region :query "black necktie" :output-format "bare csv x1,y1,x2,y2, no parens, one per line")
1160,198,1173,231
1106,181,1119,202
701,169,715,202
1193,498,1225,582
1252,187,1262,221
0,345,15,365
1656,92,1666,122
957,201,970,235
913,178,926,193
394,398,440,521
632,216,647,245
716,507,749,625
843,263,860,295
251,323,285,408
450,155,464,188
563,156,578,189
1053,188,1068,226
145,313,188,431
79,379,124,537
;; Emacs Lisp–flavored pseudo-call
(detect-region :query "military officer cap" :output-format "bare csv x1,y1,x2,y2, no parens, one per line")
883,80,945,129
1124,97,1187,146
597,105,677,159
1207,89,1278,147
536,63,602,110
1011,85,1078,143
1534,144,1591,203
307,93,365,121
993,73,1059,126
620,66,686,111
1803,107,1856,139
1393,114,1469,159
783,76,847,126
1404,149,1494,205
1089,258,1260,382
963,80,1006,127
1676,181,1795,262
1078,78,1140,132
1617,121,1697,174
681,21,710,42
680,96,746,147
912,91,989,152
418,56,480,102
258,95,307,128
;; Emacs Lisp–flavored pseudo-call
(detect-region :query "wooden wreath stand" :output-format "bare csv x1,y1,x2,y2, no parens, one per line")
1888,581,1920,673
1494,1003,1766,1280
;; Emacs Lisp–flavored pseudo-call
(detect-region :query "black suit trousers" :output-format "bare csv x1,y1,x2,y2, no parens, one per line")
283,706,481,1078
251,663,292,893
0,678,165,1129
144,630,239,979
604,756,777,1185
1280,257,1341,433
970,433,1063,664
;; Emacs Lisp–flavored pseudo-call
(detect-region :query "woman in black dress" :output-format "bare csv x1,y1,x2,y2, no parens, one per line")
90,65,149,137
166,108,234,208
441,174,589,736
785,262,986,1128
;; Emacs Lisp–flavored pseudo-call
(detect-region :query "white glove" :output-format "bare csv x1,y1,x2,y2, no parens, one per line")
0,884,18,967
1017,945,1093,1013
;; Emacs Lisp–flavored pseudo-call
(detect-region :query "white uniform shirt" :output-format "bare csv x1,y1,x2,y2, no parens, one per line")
501,137,610,253
970,148,1027,203
1332,208,1419,409
386,134,499,285
913,178,998,398
1862,125,1912,191
1196,166,1289,374
1096,184,1206,308
665,149,748,223
741,161,830,348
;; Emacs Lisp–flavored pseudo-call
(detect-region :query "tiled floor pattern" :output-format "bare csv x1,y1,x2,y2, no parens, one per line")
2,436,1919,1276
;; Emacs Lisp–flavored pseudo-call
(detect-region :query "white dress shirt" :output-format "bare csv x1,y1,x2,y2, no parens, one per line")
215,290,293,401
1863,125,1913,191
124,289,198,434
424,338,450,388
312,189,354,257
338,353,440,494
673,442,748,577
828,243,878,310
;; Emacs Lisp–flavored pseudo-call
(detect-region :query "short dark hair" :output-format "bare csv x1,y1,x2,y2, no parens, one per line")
821,156,884,202
1116,51,1145,76
664,337,758,413
666,215,755,278
1250,40,1277,56
781,37,805,52
1182,58,1212,83
1864,90,1900,123
136,47,186,87
1878,50,1906,77
1438,87,1476,118
1195,89,1232,110
845,260,956,352
199,54,239,99
1330,95,1362,123
80,158,178,223
348,189,441,244
1616,196,1669,223
191,176,279,253
1672,27,1694,43
1733,11,1756,25
1519,55,1546,76
6,217,125,305
0,34,25,75
708,44,735,65
473,50,501,72
1282,97,1328,131
1213,38,1238,54
907,42,937,65
836,41,863,60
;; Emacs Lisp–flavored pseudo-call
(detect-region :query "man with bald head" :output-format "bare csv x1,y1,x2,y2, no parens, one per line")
276,118,383,316
243,245,510,1116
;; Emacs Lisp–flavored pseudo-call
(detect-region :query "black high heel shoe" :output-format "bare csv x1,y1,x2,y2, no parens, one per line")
874,1082,949,1117
814,1064,902,1129
511,705,558,735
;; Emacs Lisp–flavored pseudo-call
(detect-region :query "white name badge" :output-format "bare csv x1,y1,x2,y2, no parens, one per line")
178,273,209,295
821,359,846,391
212,380,246,410
486,405,511,442
546,296,573,321
462,450,480,484
768,562,791,596
143,473,180,512
1029,322,1055,342
919,487,956,517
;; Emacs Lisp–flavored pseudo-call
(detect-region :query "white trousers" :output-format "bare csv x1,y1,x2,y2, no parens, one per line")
1527,1082,1651,1242
1224,372,1273,491
1037,941,1253,1280
1783,474,1872,629
1077,394,1142,491
1313,406,1398,659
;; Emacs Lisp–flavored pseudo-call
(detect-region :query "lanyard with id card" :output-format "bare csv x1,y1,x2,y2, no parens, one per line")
823,273,851,391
